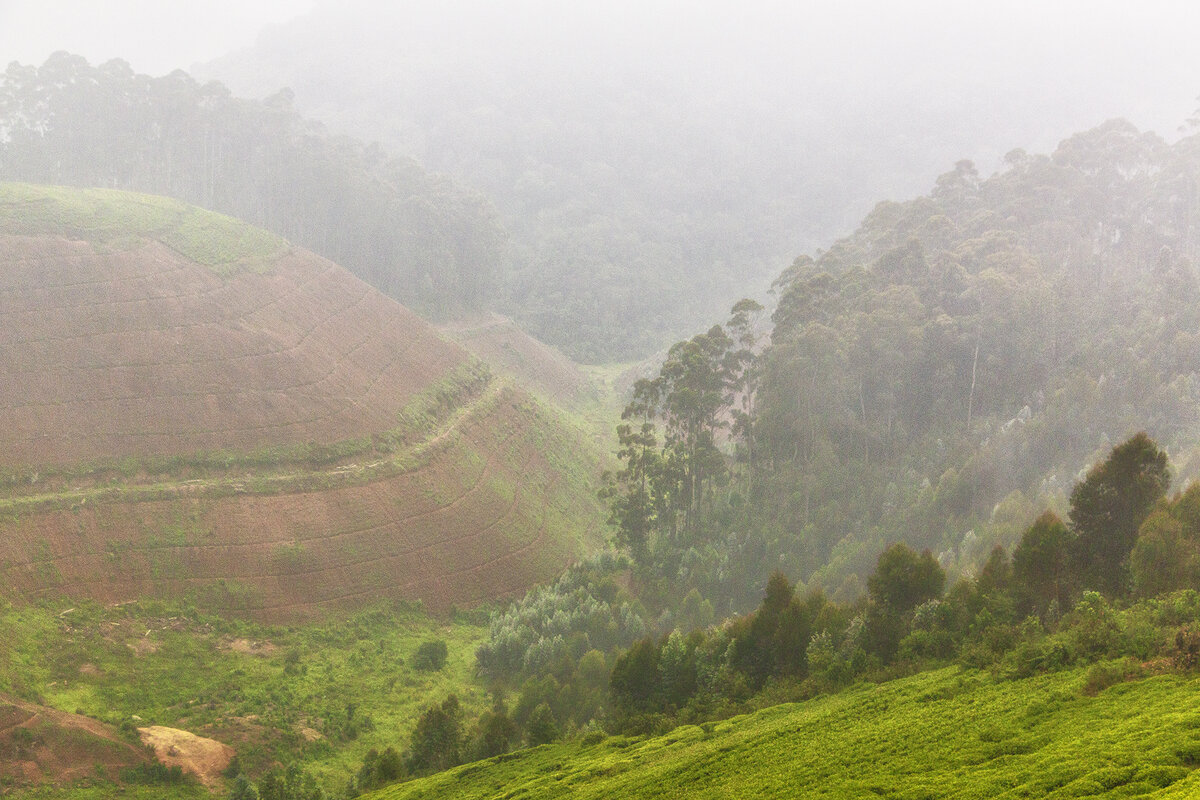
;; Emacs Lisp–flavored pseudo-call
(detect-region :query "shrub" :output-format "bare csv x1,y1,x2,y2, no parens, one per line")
1082,659,1140,696
1064,591,1118,659
228,774,259,800
353,747,404,793
898,629,955,661
526,702,560,746
412,639,448,672
580,726,607,746
1001,637,1071,679
472,702,518,760
119,762,188,785
1173,624,1200,670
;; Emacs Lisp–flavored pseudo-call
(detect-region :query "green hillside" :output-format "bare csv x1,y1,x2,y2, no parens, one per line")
369,664,1200,799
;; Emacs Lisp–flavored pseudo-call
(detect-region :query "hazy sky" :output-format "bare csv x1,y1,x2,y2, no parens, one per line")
4,0,1199,188
5,1,1198,142
0,0,315,75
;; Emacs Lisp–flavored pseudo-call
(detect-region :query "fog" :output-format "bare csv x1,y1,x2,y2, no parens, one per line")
10,1,1196,201
192,1,1200,239
0,0,316,75
6,0,1200,357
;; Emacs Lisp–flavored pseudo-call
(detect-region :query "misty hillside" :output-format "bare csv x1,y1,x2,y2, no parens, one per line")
9,8,1200,798
193,1,1196,362
195,3,806,361
745,119,1200,596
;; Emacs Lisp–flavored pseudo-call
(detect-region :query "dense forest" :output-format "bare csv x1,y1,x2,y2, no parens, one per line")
751,120,1200,593
0,53,505,319
195,3,1195,364
198,9,809,361
592,119,1200,610
221,119,1200,797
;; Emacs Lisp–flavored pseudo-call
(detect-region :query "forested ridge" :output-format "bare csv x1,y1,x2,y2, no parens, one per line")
581,119,1200,619
681,119,1200,603
0,53,506,319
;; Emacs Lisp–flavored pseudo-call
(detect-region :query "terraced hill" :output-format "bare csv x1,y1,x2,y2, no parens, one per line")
0,184,605,618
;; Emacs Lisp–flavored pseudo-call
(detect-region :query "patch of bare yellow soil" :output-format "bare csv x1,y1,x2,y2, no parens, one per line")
138,725,234,789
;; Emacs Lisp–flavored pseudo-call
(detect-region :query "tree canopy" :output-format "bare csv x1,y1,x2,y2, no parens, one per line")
1068,432,1170,595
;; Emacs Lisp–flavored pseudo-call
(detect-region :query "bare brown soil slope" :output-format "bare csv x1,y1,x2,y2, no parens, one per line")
0,186,604,616
0,233,463,469
138,725,233,788
0,384,600,618
441,313,598,408
0,694,150,786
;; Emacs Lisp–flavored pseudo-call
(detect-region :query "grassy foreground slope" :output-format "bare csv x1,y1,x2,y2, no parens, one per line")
372,665,1200,799
0,598,490,796
0,183,606,617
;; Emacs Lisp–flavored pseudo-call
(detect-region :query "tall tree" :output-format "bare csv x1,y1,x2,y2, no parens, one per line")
1069,432,1170,596
408,695,464,775
601,382,661,567
726,298,765,502
603,300,765,571
1130,482,1200,597
655,323,735,539
866,542,945,662
1012,511,1073,615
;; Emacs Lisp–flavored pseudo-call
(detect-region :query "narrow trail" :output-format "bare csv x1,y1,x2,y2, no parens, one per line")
0,377,509,514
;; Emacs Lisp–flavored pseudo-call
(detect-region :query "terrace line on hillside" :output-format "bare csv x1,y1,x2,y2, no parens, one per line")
0,184,605,619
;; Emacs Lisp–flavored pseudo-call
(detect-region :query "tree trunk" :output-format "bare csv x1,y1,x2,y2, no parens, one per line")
966,333,980,430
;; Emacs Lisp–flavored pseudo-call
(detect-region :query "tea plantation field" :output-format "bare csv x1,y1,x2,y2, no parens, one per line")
371,664,1200,799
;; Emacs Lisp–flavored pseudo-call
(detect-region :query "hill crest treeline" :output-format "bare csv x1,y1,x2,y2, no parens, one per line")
0,53,505,319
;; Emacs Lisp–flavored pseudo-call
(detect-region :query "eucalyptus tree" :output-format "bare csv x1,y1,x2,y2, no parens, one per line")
603,300,761,570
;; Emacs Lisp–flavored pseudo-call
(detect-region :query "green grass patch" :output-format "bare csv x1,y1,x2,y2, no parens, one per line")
0,182,286,273
0,787,209,800
0,598,489,799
